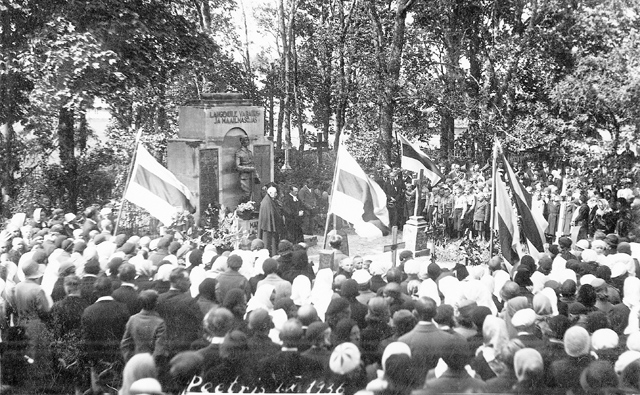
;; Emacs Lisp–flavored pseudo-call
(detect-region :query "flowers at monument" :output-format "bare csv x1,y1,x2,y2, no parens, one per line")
236,201,255,214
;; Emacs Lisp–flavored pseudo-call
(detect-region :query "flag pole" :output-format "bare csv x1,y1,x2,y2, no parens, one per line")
114,128,144,235
323,140,342,249
489,138,498,258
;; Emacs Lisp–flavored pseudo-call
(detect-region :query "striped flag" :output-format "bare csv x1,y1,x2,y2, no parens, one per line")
494,171,520,264
495,141,548,257
329,145,390,238
398,133,443,186
124,144,195,225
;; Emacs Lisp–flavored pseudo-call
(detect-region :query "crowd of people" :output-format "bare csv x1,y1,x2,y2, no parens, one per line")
0,149,638,395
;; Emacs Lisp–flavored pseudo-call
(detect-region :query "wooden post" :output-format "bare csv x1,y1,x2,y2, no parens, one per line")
383,226,406,267
413,169,423,217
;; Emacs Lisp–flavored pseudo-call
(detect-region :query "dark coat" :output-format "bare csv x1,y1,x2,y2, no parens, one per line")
416,369,486,395
81,298,130,366
50,294,90,340
281,193,304,244
156,289,203,357
398,323,465,387
256,350,323,392
258,194,284,256
120,310,166,362
112,284,141,316
79,275,98,305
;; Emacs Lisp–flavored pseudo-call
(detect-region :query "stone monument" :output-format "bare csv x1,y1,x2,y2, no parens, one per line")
167,93,273,219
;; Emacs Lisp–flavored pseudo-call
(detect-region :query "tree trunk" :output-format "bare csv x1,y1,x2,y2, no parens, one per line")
58,107,78,213
367,0,415,165
277,94,284,148
292,28,305,154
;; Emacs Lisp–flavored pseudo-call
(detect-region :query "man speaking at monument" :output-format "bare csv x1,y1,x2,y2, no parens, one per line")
235,136,260,202
258,185,284,256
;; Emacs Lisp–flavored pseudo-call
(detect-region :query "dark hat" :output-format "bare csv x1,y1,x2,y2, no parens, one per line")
341,279,359,299
618,242,632,255
568,302,588,315
544,280,560,292
306,321,330,342
23,259,45,279
278,240,293,255
561,279,577,296
84,256,101,275
189,249,203,266
108,257,124,275
262,258,278,274
427,262,442,280
93,234,107,245
170,351,204,379
325,298,350,317
120,242,136,255
514,267,533,287
519,255,536,273
458,300,477,318
114,234,127,248
32,250,47,264
558,236,572,249
168,241,181,255
547,314,572,339
605,234,619,249
227,255,243,269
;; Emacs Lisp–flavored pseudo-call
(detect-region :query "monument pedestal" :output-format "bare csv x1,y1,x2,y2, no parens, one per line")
403,215,430,257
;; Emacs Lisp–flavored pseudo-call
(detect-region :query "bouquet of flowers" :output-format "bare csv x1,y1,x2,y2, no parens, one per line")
236,201,256,220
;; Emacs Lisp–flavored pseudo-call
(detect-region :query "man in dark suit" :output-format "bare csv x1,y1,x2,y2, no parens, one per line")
80,257,101,304
398,296,464,387
111,263,140,316
81,276,130,387
247,309,280,362
282,186,305,243
156,267,203,357
256,319,323,392
417,336,486,394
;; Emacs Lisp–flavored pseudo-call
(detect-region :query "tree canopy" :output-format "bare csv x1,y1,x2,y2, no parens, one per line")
1,0,638,214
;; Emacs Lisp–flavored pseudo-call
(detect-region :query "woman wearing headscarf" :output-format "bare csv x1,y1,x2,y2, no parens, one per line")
539,287,560,316
291,275,312,307
484,339,525,393
119,353,157,395
196,278,218,316
463,279,498,315
623,276,640,335
366,341,414,392
438,276,462,306
501,296,530,339
592,199,616,235
532,293,553,340
470,315,509,380
246,284,276,316
512,348,546,395
310,268,334,321
221,288,248,332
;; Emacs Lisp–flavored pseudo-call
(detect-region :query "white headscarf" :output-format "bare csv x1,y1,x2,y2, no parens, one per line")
540,287,559,316
438,276,462,306
291,275,312,306
310,268,334,321
189,265,206,298
246,284,276,316
463,279,497,315
418,279,440,306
